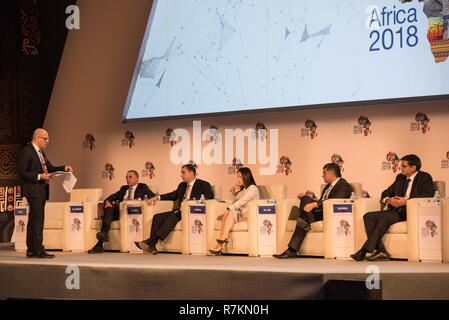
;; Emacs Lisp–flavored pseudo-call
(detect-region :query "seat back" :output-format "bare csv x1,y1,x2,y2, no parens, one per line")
70,188,103,202
148,185,159,195
212,185,223,199
257,185,286,200
434,181,446,198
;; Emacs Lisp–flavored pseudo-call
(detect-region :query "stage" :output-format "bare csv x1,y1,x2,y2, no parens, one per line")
1,247,449,300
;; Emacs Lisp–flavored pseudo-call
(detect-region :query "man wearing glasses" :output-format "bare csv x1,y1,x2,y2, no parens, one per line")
19,129,73,258
351,154,435,262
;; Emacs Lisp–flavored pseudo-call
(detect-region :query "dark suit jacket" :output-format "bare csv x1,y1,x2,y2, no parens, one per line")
316,178,353,212
105,183,155,204
160,179,214,207
381,171,435,215
18,143,65,200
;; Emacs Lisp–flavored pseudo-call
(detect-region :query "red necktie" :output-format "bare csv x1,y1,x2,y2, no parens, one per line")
38,150,48,173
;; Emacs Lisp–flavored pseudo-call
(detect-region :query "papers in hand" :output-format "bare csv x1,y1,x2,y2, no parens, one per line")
52,171,78,193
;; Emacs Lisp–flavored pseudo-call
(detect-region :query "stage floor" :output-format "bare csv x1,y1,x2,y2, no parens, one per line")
1,250,449,300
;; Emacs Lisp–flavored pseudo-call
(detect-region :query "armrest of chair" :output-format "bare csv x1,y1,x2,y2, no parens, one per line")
275,199,298,253
322,198,354,258
406,197,439,262
276,198,298,231
443,198,449,262
353,198,381,250
247,200,269,257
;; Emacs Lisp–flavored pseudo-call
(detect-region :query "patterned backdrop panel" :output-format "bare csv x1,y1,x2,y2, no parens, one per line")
0,186,23,242
0,145,19,180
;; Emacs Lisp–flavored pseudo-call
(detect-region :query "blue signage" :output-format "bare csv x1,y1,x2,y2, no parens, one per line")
127,206,142,215
14,208,27,216
69,205,84,214
190,205,206,214
259,205,276,214
333,204,352,214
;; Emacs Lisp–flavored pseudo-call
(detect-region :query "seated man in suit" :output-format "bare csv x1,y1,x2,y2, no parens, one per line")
136,164,214,254
88,170,155,253
274,163,352,259
351,154,435,261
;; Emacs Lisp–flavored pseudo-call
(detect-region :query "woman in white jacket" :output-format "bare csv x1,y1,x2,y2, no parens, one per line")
209,167,260,255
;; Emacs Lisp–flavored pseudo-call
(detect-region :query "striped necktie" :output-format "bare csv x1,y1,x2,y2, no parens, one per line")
38,150,48,173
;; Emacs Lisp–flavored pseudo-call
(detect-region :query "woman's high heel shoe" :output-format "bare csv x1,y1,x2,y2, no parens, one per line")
216,238,229,245
208,248,223,256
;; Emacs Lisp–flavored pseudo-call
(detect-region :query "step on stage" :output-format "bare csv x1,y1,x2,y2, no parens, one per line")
1,248,449,300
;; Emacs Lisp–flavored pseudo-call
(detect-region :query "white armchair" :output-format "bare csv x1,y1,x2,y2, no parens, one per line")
443,197,449,263
42,202,69,251
354,181,445,261
206,185,286,256
276,183,362,258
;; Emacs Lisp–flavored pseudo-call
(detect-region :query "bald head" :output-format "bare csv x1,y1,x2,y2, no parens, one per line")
32,128,50,149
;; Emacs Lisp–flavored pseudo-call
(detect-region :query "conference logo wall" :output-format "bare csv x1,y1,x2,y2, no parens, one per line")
354,116,372,136
331,154,344,171
228,158,243,175
277,155,292,175
82,133,95,150
254,122,267,141
300,119,318,139
206,125,220,143
162,128,177,146
102,163,115,180
0,186,23,242
441,151,449,169
410,112,431,133
142,161,156,179
122,130,136,148
382,152,400,172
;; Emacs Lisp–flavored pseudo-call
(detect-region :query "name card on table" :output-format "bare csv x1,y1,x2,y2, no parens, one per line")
127,206,142,215
69,205,84,214
333,204,352,213
258,205,276,214
190,205,205,214
14,208,27,216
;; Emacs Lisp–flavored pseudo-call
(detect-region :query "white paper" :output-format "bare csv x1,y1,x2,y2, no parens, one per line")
60,172,77,193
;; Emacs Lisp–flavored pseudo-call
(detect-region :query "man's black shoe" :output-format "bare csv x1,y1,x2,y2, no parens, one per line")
26,250,35,258
88,244,104,254
366,251,391,261
273,248,298,259
96,231,109,242
35,250,55,258
135,241,158,255
350,249,367,262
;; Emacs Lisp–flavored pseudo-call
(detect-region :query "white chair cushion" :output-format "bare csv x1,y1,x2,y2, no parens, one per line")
214,219,247,232
286,220,323,233
173,221,182,231
387,221,407,234
44,219,63,229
